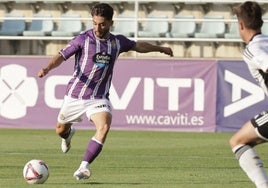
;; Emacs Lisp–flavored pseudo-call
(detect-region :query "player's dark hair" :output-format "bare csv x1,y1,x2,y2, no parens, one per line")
91,3,114,21
233,1,263,30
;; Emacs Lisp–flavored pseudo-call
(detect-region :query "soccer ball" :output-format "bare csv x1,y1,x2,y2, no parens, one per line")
23,159,49,184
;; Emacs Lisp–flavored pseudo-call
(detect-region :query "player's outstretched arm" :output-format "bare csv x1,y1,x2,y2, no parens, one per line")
38,54,65,78
132,41,173,57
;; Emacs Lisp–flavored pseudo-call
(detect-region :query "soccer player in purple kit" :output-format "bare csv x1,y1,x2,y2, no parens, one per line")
38,3,173,180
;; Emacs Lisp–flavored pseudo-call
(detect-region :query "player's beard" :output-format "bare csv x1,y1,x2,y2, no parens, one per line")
94,29,110,39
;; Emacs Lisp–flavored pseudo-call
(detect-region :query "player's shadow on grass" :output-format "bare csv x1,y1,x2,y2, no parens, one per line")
84,182,146,185
48,182,147,186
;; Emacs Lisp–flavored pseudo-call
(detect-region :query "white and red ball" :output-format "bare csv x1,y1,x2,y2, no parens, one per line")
23,159,49,184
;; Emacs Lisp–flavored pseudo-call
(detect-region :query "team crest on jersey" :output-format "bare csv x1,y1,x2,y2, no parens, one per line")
93,52,112,67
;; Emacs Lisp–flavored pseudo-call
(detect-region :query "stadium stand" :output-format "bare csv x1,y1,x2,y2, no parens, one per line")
111,14,136,37
0,0,264,57
23,14,53,36
138,14,169,37
51,13,82,37
224,19,240,39
166,15,196,38
262,18,268,36
194,15,226,38
0,13,25,36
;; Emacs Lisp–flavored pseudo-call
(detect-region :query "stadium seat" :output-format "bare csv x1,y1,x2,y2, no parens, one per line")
195,15,226,38
51,14,82,37
138,14,169,37
224,19,240,39
23,14,53,36
166,15,196,38
262,18,268,36
112,14,136,37
84,19,93,31
0,13,26,36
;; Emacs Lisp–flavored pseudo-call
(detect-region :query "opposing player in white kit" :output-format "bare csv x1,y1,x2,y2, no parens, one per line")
229,1,268,187
38,3,173,180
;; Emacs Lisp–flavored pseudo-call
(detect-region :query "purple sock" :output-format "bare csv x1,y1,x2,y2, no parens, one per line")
83,138,103,164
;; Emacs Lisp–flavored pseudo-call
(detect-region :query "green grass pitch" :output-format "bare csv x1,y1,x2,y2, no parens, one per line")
0,129,266,188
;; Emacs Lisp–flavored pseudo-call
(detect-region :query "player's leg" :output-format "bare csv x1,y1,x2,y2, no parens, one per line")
56,122,72,138
56,96,84,153
56,122,75,153
229,118,268,188
74,112,112,180
74,99,112,180
91,111,112,143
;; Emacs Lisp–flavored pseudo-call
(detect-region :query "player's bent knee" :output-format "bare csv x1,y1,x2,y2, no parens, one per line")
95,124,110,142
100,124,110,134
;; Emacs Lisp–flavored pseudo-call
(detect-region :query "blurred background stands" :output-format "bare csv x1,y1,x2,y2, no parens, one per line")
0,0,265,58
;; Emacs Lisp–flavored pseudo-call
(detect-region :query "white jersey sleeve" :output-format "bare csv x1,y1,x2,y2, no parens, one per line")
243,34,268,95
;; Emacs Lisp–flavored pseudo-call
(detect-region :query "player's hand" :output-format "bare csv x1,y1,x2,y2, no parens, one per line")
38,68,49,78
161,47,173,57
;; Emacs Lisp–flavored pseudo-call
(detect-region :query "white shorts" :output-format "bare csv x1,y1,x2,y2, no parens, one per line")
57,95,112,124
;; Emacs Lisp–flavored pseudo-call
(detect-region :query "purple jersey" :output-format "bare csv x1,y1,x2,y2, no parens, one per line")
59,29,136,99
